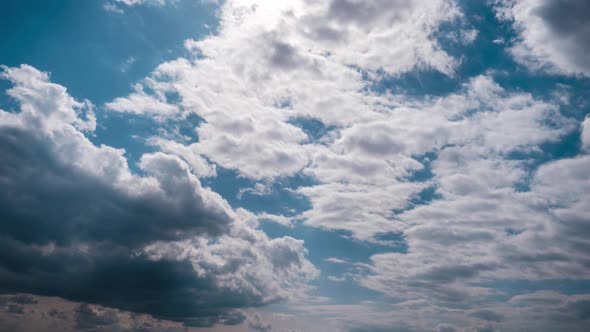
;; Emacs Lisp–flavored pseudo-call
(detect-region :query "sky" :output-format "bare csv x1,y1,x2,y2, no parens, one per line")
0,0,589,331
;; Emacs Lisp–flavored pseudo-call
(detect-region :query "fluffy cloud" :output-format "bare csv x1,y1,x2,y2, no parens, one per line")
298,75,574,239
107,0,467,181
0,66,233,247
496,0,590,76
352,108,590,329
0,65,317,327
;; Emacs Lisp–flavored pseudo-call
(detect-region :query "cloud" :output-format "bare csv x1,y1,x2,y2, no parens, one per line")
114,0,167,6
582,116,590,152
74,304,119,330
103,3,125,14
298,0,463,75
468,309,504,322
248,313,272,332
103,0,581,251
107,0,467,181
496,0,590,76
349,113,589,329
5,1,590,331
296,75,573,240
0,65,317,326
106,83,182,120
286,290,590,332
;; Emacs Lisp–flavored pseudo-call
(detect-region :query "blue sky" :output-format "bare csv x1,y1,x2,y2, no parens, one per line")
1,0,590,331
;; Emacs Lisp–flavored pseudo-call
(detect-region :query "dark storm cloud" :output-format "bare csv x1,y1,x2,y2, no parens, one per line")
534,0,590,74
0,128,230,248
0,234,255,326
0,127,257,326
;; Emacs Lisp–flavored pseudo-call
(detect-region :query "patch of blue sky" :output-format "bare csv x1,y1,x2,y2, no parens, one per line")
263,225,405,266
0,79,20,113
204,168,317,216
88,111,203,174
288,116,339,144
262,224,407,304
0,0,219,104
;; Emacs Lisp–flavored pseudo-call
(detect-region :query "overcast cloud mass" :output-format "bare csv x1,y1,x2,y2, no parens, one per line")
0,0,589,331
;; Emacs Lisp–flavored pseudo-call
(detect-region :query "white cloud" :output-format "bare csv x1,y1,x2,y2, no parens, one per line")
496,0,590,76
148,137,217,177
356,126,590,314
257,212,294,227
107,0,467,181
295,75,573,240
103,2,125,14
106,83,182,120
105,0,576,245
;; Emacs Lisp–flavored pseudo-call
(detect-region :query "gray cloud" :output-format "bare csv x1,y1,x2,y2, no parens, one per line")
469,309,503,322
499,0,590,75
326,0,416,26
534,0,590,73
74,304,119,330
348,322,419,332
269,41,307,70
0,129,230,248
248,314,272,332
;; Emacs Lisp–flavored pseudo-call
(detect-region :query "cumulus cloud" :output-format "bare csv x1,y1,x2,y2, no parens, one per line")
107,0,468,181
496,0,590,76
349,108,589,331
0,65,317,327
296,75,573,240
358,143,589,312
0,65,233,247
